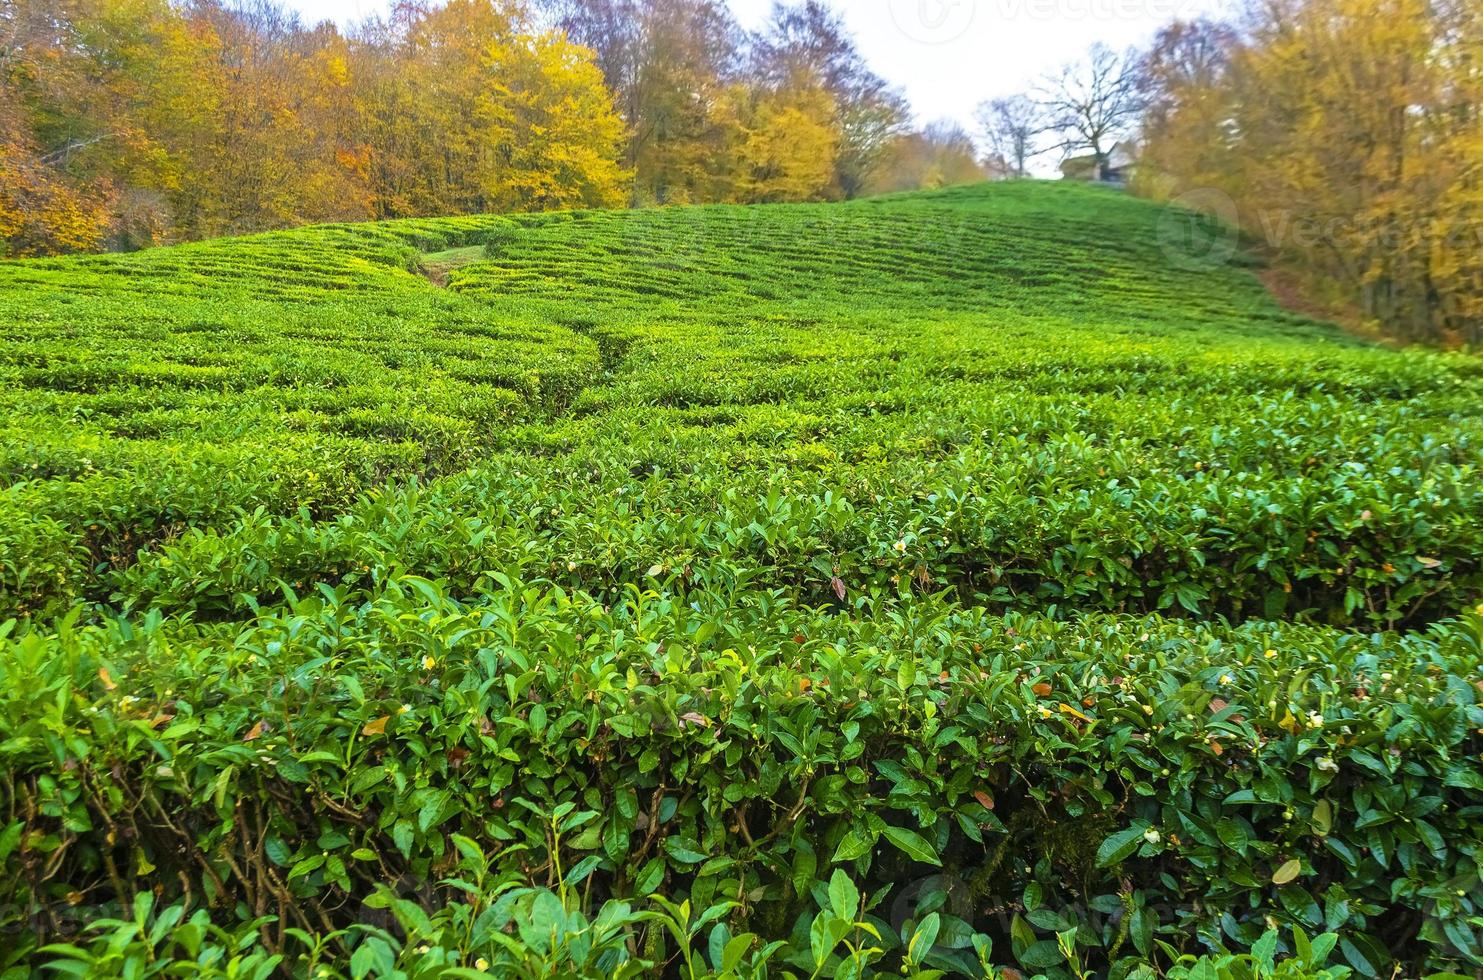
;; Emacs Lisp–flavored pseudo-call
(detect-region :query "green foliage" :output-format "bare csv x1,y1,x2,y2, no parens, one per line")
3,589,1481,977
0,181,1480,976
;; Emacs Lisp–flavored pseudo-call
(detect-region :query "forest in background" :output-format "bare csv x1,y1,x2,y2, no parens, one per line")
1135,0,1482,346
0,0,985,256
3,0,1481,346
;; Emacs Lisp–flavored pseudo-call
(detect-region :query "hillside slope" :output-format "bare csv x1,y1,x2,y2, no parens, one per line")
3,181,1478,626
2,183,1481,976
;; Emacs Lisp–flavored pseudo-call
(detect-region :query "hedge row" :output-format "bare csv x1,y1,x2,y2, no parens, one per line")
3,583,1479,976
107,400,1483,634
4,184,1482,629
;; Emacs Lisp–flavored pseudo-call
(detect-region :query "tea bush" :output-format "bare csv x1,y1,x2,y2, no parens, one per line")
0,181,1480,977
4,588,1481,977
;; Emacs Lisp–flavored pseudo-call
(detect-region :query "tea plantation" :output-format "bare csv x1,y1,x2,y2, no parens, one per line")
1,182,1480,978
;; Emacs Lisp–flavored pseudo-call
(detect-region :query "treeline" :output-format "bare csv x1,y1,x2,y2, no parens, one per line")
0,0,989,257
1136,0,1483,346
547,0,986,205
1,0,632,252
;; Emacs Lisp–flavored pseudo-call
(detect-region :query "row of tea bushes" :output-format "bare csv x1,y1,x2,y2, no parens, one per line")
109,403,1482,632
2,583,1479,975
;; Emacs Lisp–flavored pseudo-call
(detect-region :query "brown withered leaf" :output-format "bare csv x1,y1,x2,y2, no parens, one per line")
1032,682,1053,697
973,790,995,811
1208,698,1229,713
243,721,268,742
362,716,390,737
831,576,847,601
98,668,117,692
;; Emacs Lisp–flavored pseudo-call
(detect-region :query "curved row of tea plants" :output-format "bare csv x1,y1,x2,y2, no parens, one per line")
3,184,1481,630
1,181,1481,976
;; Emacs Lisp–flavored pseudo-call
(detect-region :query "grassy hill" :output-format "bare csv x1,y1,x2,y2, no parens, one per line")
1,182,1480,977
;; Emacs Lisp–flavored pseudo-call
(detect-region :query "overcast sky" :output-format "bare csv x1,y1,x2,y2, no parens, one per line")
282,0,1231,130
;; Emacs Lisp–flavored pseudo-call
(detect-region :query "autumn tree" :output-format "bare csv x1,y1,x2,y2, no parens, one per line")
0,94,107,256
0,0,628,253
0,1,108,254
353,0,627,216
1137,0,1483,344
542,0,907,205
3,0,967,254
543,0,743,204
1132,18,1237,200
865,121,988,195
476,29,630,210
752,0,908,198
354,0,524,218
170,0,371,237
0,0,132,249
719,77,835,203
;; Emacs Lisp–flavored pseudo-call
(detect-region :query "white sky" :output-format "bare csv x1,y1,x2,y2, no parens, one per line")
283,0,1233,131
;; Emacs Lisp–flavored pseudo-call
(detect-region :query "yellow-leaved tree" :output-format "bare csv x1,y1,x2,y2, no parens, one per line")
1139,0,1483,344
729,79,839,204
352,0,628,217
477,31,630,211
1,0,630,252
0,110,108,256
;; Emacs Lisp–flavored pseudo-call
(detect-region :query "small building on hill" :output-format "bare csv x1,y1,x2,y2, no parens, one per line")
1059,141,1139,185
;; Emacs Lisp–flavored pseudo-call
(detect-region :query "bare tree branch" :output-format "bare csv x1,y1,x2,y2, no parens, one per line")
1033,43,1145,177
975,94,1043,178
